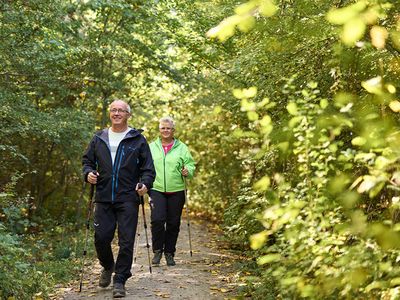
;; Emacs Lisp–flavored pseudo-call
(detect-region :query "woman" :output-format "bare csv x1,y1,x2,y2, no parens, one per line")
149,116,195,266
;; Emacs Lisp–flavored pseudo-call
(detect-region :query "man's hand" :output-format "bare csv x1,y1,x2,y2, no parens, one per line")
87,171,99,184
136,183,148,196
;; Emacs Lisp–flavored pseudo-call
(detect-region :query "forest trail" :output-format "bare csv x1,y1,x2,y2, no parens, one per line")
57,214,239,300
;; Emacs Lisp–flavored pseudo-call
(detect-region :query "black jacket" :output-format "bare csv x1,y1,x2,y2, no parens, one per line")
82,128,155,203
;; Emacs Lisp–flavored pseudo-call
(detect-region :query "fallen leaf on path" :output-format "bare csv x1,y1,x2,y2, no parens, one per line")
155,292,170,298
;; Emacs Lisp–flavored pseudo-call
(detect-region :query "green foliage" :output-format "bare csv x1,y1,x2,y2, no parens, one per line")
205,0,400,298
0,224,50,299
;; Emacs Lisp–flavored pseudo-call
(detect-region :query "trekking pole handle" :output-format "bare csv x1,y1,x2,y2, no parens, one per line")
137,183,145,204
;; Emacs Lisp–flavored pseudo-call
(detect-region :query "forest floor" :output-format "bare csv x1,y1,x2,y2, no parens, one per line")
54,213,244,300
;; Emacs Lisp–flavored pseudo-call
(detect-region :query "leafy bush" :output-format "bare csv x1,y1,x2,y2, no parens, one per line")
0,224,50,299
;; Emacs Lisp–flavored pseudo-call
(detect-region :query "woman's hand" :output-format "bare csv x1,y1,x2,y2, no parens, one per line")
181,167,189,177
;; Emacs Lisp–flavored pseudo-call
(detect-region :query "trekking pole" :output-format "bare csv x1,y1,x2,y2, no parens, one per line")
133,210,142,264
79,183,95,292
138,183,152,274
183,176,193,257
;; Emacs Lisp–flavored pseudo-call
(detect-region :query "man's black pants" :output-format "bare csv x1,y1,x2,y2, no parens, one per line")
149,190,185,254
93,201,139,284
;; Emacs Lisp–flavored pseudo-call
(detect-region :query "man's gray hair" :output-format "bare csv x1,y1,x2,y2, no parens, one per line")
159,116,175,128
109,99,131,113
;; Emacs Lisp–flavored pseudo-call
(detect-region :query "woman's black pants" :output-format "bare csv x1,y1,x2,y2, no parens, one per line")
149,190,185,254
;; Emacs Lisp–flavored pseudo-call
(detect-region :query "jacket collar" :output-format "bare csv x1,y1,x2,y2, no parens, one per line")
156,137,180,147
96,127,143,141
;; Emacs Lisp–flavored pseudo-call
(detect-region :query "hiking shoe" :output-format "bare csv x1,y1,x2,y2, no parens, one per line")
113,282,126,298
165,253,176,266
99,265,114,288
152,250,162,265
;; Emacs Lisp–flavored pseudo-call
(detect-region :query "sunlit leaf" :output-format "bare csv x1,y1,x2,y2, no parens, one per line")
361,76,383,94
288,116,303,128
234,1,258,15
374,156,391,170
257,253,281,265
389,101,400,112
250,231,267,250
287,102,298,115
342,18,366,46
386,84,396,94
259,0,278,17
357,175,377,193
370,26,388,49
241,98,256,111
365,281,385,292
391,31,400,50
326,1,366,25
213,106,222,114
254,176,271,191
351,137,366,146
259,115,272,127
237,15,256,33
243,87,257,98
320,98,329,109
247,111,259,121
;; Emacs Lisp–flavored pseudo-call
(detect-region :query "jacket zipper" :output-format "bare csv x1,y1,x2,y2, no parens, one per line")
115,146,125,192
158,139,177,192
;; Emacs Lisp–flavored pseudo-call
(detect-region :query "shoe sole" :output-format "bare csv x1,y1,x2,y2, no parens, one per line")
113,292,126,298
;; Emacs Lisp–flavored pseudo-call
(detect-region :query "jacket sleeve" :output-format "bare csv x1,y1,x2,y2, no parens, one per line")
182,145,196,179
139,137,156,189
82,136,97,182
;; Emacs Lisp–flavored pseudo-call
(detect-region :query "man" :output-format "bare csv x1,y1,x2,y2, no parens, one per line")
82,99,155,298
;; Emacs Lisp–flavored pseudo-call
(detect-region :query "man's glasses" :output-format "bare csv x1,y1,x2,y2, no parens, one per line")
110,108,129,114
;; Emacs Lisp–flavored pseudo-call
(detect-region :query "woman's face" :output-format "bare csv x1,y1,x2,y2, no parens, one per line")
159,121,174,141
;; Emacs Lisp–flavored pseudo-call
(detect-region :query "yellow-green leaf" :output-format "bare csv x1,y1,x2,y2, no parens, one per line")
237,15,256,33
287,102,298,115
342,17,366,45
320,98,329,109
234,1,258,15
259,115,272,127
361,76,383,95
250,231,267,250
370,26,388,49
257,253,281,265
389,101,400,112
326,2,366,25
259,0,278,17
254,176,271,191
247,111,259,121
243,87,257,98
351,136,366,146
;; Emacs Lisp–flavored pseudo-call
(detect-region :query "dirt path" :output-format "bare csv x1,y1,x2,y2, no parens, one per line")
58,214,238,299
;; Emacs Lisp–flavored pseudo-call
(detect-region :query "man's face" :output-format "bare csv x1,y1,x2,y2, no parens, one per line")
109,101,130,127
159,121,174,140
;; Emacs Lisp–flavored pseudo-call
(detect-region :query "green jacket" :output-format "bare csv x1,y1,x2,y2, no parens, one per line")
149,138,195,192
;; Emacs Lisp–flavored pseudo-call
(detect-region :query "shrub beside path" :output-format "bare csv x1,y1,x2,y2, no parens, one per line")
57,216,239,299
